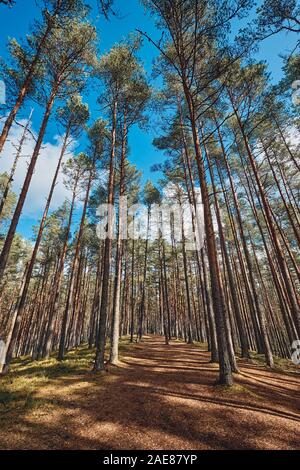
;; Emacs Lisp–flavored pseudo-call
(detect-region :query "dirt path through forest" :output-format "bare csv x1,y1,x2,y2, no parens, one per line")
1,336,300,449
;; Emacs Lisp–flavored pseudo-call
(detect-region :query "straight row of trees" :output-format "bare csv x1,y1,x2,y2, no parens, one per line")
0,0,299,386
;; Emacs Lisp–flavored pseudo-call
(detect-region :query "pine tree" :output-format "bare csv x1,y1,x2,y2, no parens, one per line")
0,0,89,154
0,18,97,284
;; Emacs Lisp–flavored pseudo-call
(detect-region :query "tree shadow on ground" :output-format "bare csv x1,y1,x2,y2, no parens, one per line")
0,336,299,450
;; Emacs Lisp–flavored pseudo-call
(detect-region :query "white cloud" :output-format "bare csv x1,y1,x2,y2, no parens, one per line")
287,124,300,148
0,119,73,218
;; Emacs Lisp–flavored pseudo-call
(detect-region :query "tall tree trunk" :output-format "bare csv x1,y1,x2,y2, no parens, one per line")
110,114,127,364
203,129,250,360
0,83,58,283
0,264,28,374
0,110,33,218
58,162,94,360
94,99,117,372
8,125,70,361
231,100,300,336
130,235,135,343
179,195,193,344
44,181,78,359
183,82,232,385
138,208,150,341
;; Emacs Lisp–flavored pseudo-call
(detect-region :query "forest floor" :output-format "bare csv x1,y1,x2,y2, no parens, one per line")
0,335,299,450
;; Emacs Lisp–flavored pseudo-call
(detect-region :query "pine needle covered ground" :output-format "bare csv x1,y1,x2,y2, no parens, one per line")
0,336,299,450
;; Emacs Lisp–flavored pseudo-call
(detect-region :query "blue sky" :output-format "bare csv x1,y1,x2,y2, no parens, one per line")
0,0,297,239
0,0,164,180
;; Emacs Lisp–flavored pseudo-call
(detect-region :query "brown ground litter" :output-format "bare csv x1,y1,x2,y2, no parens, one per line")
0,335,299,450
